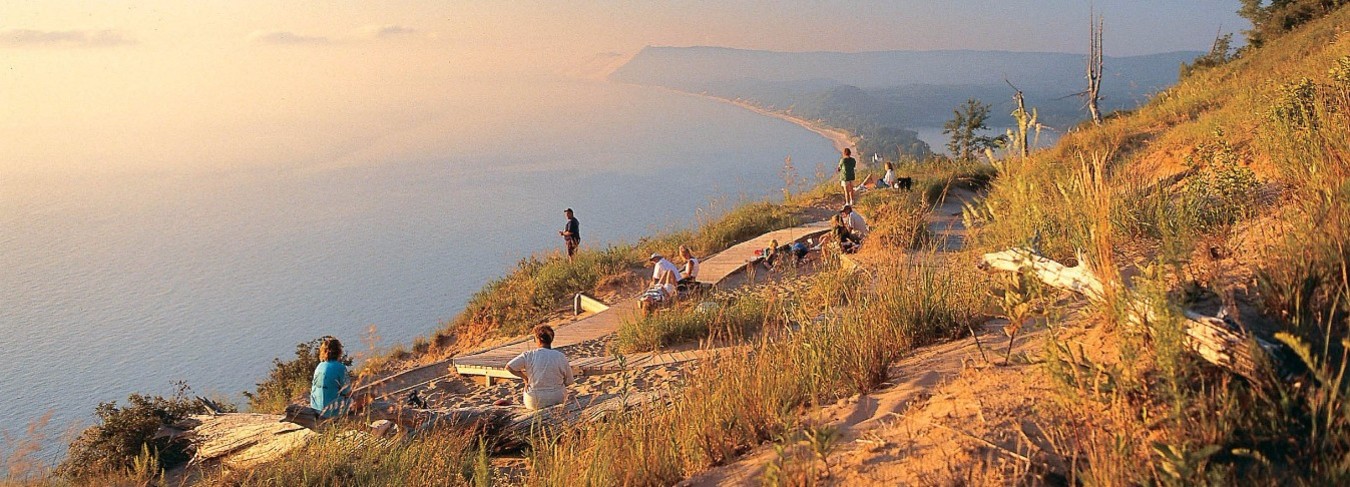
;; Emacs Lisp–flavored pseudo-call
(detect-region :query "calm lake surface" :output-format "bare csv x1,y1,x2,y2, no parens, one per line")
0,78,838,460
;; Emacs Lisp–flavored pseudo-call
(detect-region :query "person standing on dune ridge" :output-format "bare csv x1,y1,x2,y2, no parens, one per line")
837,148,857,206
560,208,580,262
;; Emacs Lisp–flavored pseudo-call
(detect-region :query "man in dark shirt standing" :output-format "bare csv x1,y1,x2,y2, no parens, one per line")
560,208,580,262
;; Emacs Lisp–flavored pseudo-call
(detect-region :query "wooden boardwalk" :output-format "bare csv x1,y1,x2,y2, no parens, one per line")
447,220,831,383
695,221,832,285
572,346,740,375
352,220,835,397
453,300,640,383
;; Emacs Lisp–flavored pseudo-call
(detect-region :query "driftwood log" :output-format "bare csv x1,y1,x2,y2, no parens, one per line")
981,247,1285,382
167,413,316,470
165,390,672,468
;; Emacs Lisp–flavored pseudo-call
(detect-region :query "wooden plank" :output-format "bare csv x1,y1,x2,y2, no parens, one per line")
574,292,610,315
696,222,831,285
454,222,826,379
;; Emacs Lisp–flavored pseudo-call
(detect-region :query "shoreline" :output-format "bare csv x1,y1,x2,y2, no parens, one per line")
707,96,856,155
647,85,856,155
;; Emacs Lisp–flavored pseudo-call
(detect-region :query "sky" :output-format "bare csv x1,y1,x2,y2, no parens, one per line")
1,1,1248,175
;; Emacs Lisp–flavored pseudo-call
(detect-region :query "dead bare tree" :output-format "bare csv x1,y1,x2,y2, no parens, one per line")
1086,10,1104,125
1006,80,1036,159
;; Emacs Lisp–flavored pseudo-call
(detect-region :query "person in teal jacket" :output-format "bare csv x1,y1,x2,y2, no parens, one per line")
310,337,351,418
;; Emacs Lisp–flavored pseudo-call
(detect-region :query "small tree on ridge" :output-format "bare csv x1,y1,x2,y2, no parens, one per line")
943,98,1005,161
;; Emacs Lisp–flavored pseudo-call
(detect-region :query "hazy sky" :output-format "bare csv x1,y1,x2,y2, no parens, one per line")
1,1,1247,175
2,1,1249,56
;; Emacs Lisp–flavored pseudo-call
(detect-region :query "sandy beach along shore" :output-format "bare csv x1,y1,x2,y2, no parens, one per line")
647,86,856,155
713,97,856,154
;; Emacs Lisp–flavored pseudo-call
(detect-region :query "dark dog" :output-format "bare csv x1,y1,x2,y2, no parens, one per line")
896,177,913,190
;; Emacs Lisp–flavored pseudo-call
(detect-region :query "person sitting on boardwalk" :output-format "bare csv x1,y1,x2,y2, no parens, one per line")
677,245,700,285
311,337,352,419
841,205,870,239
506,325,575,410
641,253,683,313
764,239,810,269
830,214,861,253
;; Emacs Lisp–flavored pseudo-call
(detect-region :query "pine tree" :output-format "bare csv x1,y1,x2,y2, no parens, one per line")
943,98,1004,161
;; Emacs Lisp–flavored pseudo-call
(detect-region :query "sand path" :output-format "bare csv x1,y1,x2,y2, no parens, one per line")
678,188,1071,485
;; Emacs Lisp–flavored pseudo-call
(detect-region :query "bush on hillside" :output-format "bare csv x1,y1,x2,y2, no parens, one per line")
1240,0,1349,48
57,382,228,480
693,201,801,252
450,246,635,344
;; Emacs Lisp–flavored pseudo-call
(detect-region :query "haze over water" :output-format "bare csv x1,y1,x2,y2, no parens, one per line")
1,75,842,459
1,0,1248,462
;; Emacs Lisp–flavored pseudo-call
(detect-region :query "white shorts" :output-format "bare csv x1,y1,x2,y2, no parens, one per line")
524,390,566,410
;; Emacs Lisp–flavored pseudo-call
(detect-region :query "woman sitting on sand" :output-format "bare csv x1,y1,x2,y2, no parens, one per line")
856,161,898,191
310,337,352,418
506,325,575,410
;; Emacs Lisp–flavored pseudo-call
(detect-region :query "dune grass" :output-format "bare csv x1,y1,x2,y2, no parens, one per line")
971,7,1350,484
408,199,806,363
527,257,987,486
613,293,782,354
198,427,487,487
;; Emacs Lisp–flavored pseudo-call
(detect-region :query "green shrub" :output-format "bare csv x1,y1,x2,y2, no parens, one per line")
1179,133,1261,230
57,383,225,481
692,201,801,252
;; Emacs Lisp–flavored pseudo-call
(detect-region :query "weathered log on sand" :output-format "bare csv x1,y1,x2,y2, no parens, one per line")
494,390,671,449
981,248,1284,382
174,413,316,470
281,402,512,435
169,391,671,468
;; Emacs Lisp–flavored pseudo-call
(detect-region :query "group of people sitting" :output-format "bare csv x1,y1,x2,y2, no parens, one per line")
830,204,869,254
641,245,700,313
762,238,812,270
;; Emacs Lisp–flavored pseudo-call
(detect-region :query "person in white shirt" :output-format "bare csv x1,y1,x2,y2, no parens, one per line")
677,246,699,285
505,325,575,410
841,205,869,239
649,253,683,296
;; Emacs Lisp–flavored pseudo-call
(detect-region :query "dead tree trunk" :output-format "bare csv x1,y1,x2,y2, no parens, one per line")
980,248,1285,382
1086,12,1104,125
1006,80,1036,159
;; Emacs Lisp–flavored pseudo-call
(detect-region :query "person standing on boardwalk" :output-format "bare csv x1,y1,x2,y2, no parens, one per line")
506,325,575,410
837,148,857,206
560,208,580,262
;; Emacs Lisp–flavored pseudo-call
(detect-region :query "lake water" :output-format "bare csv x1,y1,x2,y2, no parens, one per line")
0,79,838,460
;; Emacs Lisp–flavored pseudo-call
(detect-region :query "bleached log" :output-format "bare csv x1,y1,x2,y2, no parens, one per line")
178,413,316,469
494,389,671,449
171,391,670,469
981,247,1283,382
